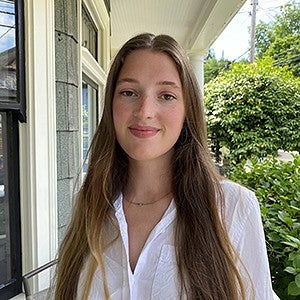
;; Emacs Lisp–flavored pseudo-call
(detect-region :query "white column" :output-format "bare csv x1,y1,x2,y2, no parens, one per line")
188,50,208,94
19,0,57,293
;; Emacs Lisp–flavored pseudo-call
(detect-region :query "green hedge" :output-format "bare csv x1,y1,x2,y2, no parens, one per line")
204,58,300,163
227,155,300,299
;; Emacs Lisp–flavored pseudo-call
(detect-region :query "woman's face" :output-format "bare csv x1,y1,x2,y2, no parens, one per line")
113,49,185,163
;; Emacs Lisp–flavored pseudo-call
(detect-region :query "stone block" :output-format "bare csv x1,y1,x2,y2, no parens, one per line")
55,31,68,83
65,0,78,40
56,82,67,131
66,37,79,86
55,0,78,41
58,225,67,245
67,84,79,131
55,32,79,86
54,0,66,34
57,178,73,228
56,82,79,131
56,131,80,180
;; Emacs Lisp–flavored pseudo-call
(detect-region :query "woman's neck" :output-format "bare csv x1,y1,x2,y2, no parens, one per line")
125,157,172,199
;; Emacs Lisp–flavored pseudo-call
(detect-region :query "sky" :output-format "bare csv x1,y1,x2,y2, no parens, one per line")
0,0,15,53
211,0,299,61
0,1,297,57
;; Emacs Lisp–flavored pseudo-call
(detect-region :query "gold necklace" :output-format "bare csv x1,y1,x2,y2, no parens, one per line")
124,191,172,207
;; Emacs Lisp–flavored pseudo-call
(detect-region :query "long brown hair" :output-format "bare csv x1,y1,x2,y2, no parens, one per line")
54,33,247,299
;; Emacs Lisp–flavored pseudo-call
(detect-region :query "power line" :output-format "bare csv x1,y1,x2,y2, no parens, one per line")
0,23,15,29
273,54,300,66
272,46,299,59
233,48,251,62
0,23,14,41
257,5,277,22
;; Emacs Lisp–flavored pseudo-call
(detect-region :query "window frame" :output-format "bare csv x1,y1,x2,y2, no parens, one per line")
80,0,110,181
81,74,99,175
82,3,98,61
0,0,26,122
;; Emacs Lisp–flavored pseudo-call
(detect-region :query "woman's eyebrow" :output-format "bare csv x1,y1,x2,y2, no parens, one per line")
116,77,139,85
116,78,181,89
157,81,181,89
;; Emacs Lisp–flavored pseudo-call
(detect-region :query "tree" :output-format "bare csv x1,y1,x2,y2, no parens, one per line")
272,1,300,37
268,34,300,77
255,22,274,59
204,57,300,163
255,1,300,76
204,50,231,84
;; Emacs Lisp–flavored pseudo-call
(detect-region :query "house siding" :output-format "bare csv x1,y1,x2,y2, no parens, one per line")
54,0,80,243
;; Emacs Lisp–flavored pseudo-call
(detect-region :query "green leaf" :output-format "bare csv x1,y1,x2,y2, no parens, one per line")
288,281,300,296
289,253,300,262
287,235,300,245
283,241,299,248
293,255,300,268
268,232,281,242
296,274,300,288
284,266,297,275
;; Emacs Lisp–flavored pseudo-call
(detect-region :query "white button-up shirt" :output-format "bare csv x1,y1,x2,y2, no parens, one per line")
78,181,274,299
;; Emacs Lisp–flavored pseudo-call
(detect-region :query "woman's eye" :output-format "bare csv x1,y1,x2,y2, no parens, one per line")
161,94,176,101
120,91,136,97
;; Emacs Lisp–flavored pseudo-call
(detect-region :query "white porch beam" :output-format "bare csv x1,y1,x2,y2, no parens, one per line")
188,50,209,94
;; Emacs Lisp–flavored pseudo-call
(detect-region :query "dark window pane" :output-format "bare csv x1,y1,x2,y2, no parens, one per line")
82,77,98,174
0,0,22,297
82,4,98,60
0,112,10,285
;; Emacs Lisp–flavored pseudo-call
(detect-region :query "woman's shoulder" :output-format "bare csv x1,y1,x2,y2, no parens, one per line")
220,179,259,212
219,180,261,241
220,179,255,201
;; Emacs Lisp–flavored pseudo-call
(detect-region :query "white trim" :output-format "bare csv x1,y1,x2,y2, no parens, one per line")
81,0,110,95
10,294,25,300
78,0,110,182
82,0,110,71
188,50,208,93
82,47,107,86
19,0,57,291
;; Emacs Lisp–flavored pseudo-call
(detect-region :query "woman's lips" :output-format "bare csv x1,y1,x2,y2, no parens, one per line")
129,125,159,138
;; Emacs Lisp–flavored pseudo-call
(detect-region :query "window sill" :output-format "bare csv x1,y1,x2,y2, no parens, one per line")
10,293,25,300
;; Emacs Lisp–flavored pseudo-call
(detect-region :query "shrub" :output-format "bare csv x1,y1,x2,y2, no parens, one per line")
227,155,300,299
204,58,300,163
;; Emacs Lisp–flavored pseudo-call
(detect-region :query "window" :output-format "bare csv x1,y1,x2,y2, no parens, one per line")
82,4,98,60
82,75,98,174
81,0,109,70
0,0,24,298
80,0,109,179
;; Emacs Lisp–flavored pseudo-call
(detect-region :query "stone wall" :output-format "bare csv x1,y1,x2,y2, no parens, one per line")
54,0,80,243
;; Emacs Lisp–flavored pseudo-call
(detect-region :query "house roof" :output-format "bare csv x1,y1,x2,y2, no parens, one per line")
111,0,246,55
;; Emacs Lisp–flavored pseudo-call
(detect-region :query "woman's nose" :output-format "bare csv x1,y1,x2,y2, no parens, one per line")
134,95,156,119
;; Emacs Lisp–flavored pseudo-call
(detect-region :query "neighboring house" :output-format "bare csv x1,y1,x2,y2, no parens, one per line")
0,0,246,298
0,47,16,100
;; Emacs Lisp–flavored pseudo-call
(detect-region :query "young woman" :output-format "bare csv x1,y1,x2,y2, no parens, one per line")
54,33,274,299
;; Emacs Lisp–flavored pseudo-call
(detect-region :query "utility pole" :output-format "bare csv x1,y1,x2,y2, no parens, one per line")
249,0,258,63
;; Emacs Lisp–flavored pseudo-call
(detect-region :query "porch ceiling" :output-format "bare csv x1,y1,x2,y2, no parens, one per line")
111,0,246,55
